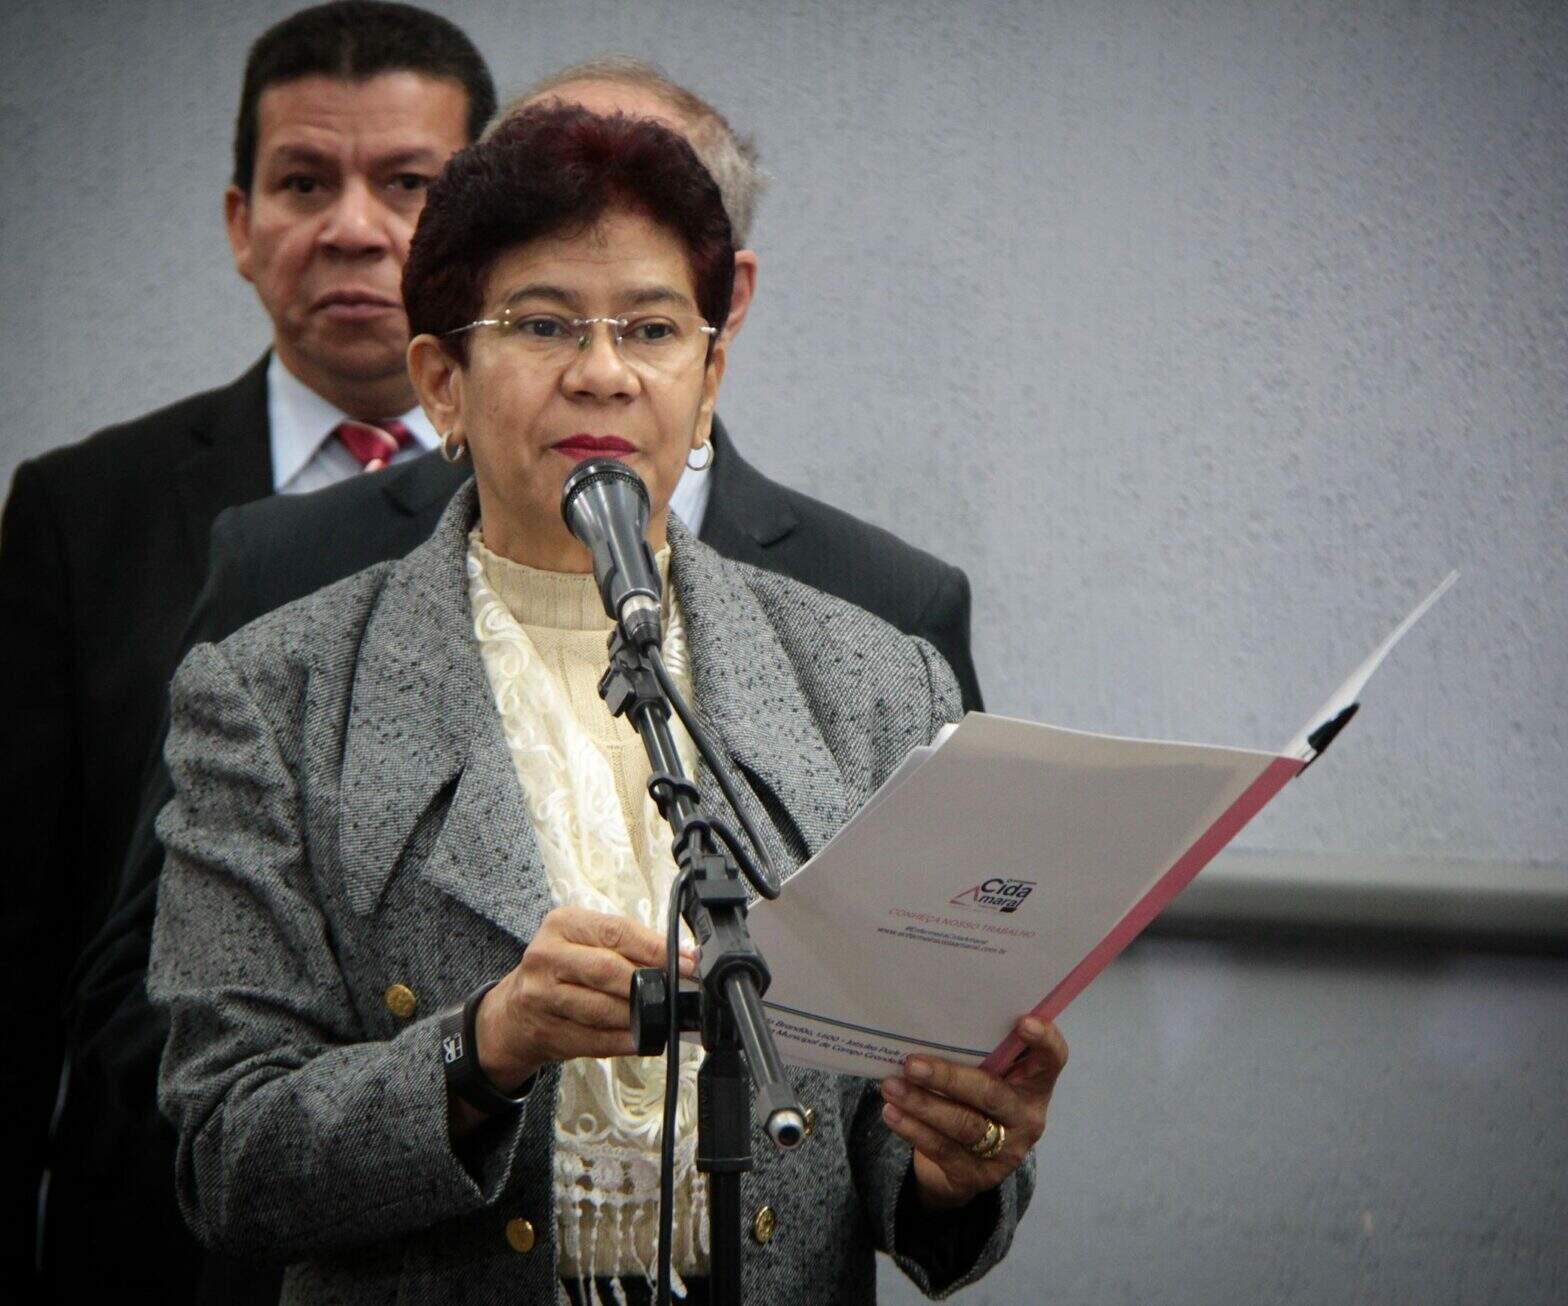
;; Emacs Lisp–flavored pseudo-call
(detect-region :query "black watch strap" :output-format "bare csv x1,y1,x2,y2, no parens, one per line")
440,981,533,1114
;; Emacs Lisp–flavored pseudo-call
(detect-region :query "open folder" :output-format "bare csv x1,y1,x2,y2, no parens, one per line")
745,573,1457,1081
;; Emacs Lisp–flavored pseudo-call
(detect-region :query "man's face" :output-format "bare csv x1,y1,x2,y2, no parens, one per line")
225,71,470,411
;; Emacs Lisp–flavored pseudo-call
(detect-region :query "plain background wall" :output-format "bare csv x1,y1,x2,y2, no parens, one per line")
2,1,1564,1301
4,0,1564,868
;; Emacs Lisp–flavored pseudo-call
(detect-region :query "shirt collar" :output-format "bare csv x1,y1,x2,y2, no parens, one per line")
667,453,713,537
266,353,439,491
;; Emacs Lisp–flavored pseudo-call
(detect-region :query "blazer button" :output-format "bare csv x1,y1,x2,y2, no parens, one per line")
801,1106,816,1139
750,1205,776,1246
505,1218,536,1254
383,984,417,1019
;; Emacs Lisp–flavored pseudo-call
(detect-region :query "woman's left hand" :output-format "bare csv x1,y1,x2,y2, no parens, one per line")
879,1016,1068,1211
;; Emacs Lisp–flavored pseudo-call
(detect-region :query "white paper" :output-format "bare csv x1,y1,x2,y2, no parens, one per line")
749,717,1279,1078
744,574,1458,1080
1282,572,1458,759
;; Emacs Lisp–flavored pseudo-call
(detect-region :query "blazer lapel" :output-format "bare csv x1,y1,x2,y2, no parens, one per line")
172,356,273,586
337,492,847,938
669,519,850,890
336,481,552,946
694,418,798,566
378,450,473,524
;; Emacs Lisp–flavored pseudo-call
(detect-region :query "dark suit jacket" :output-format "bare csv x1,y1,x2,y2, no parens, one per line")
146,420,983,711
0,358,273,1301
69,420,983,1304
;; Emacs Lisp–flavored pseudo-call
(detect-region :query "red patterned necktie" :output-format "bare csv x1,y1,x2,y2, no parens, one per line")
333,418,413,473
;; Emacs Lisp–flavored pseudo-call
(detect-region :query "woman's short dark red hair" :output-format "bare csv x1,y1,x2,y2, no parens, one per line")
404,104,734,360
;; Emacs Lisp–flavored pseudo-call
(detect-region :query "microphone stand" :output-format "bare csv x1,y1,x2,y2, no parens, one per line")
597,624,804,1306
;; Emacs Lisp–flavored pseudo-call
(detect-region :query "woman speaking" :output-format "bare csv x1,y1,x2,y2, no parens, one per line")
149,105,1066,1305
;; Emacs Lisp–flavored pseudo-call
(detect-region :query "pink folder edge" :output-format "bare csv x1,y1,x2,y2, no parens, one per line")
979,753,1305,1076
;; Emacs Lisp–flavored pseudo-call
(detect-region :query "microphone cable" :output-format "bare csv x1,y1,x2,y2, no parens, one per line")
657,862,692,1306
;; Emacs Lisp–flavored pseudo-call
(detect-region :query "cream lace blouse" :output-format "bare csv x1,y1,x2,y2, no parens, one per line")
467,532,708,1299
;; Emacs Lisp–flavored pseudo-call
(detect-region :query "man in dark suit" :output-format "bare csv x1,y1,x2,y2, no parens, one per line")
0,5,496,1299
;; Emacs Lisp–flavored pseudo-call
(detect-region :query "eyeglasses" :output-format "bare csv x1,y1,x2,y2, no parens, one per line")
446,308,718,374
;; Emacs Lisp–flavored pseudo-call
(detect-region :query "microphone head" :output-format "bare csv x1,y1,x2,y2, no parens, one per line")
560,458,662,645
561,457,649,538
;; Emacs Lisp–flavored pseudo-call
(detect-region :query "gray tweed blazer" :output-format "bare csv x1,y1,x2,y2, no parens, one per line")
149,481,1033,1304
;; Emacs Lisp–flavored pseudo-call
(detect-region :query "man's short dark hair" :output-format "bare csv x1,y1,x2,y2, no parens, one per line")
233,1,496,190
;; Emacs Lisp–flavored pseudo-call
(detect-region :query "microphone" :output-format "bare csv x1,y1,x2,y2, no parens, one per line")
561,458,663,647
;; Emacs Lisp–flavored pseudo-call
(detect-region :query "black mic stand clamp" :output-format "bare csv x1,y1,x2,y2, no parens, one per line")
597,628,805,1305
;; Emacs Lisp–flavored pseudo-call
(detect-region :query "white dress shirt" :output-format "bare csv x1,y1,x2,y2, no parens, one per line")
267,355,440,494
667,456,712,537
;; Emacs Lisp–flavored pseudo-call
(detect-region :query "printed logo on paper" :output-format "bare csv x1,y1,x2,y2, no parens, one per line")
949,877,1035,914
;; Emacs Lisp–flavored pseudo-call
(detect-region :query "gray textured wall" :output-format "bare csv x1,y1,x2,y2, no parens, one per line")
3,1,1565,1301
3,0,1564,866
877,932,1568,1305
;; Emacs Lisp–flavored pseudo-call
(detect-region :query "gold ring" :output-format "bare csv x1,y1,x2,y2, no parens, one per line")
969,1118,1004,1159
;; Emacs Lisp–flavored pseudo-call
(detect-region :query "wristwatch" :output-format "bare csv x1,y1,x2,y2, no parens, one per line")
440,980,534,1113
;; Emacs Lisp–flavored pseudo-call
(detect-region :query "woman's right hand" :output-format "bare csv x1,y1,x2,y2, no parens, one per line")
473,905,697,1093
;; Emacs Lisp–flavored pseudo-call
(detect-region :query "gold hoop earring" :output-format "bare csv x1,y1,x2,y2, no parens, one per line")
686,441,713,471
439,430,468,464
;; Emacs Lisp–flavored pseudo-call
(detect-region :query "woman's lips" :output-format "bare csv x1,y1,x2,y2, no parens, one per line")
551,435,636,461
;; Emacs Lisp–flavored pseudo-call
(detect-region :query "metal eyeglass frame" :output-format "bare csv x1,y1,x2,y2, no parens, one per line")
445,310,718,363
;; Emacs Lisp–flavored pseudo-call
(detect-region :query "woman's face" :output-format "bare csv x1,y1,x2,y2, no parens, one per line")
415,207,724,570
